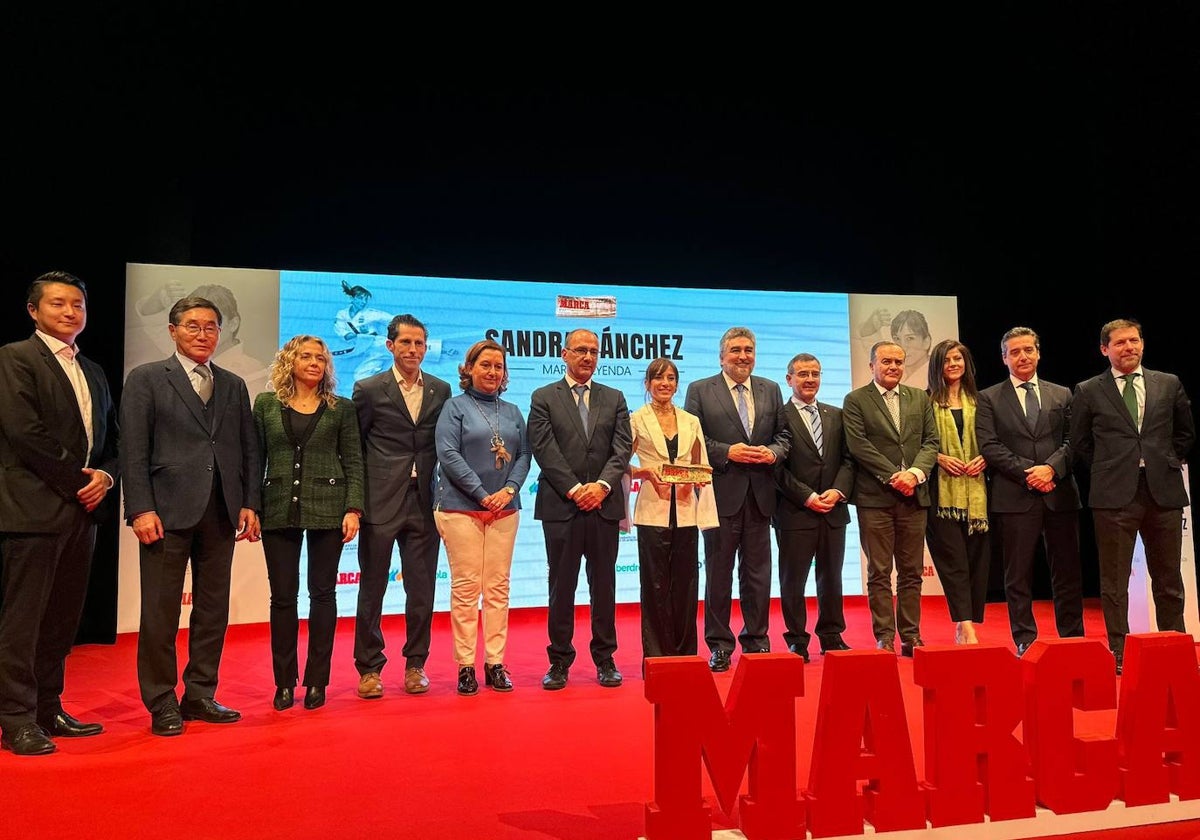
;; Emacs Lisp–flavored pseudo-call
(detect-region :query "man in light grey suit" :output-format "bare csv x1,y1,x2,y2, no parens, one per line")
842,340,939,656
684,326,789,672
976,326,1083,657
529,328,632,690
352,314,450,698
121,295,260,736
1072,318,1195,674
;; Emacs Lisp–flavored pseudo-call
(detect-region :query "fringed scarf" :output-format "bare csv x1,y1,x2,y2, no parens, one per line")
933,397,989,534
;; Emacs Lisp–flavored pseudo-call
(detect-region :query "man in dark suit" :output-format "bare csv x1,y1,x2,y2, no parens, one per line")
352,314,450,698
773,353,855,663
529,328,632,690
0,272,118,756
684,326,789,672
842,340,939,656
1072,318,1195,674
121,295,260,736
976,326,1084,656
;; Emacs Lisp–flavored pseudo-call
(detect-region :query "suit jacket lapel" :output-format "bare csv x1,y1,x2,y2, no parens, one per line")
384,375,415,424
33,338,87,453
560,380,589,439
716,378,748,441
640,405,670,461
166,357,211,429
1099,373,1137,430
788,402,819,455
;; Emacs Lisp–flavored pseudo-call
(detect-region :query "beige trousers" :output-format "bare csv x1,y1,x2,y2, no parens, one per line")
434,510,519,666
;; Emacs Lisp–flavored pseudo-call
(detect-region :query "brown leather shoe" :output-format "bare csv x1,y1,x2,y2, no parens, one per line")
357,671,383,699
404,666,430,695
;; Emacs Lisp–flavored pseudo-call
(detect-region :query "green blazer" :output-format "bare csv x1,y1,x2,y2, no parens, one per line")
253,392,365,530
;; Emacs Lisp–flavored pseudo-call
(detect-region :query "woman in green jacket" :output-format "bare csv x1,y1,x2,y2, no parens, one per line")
254,335,364,711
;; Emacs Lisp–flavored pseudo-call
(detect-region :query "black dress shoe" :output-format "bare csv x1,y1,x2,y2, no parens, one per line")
273,687,295,711
542,662,568,691
787,644,811,663
1,724,56,755
820,638,851,654
303,686,325,710
458,666,479,695
1015,642,1032,658
1114,653,1124,676
39,711,103,738
597,659,623,688
900,638,924,658
485,663,514,692
151,706,184,737
708,650,732,672
180,697,241,724
876,638,895,653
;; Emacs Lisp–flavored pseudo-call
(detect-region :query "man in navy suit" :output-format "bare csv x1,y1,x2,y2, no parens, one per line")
1072,318,1195,674
684,326,789,672
121,295,260,736
976,326,1084,656
842,340,939,656
529,328,632,690
0,272,118,756
352,314,450,698
773,353,855,662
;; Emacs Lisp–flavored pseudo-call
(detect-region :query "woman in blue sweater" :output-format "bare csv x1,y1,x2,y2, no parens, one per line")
434,339,531,695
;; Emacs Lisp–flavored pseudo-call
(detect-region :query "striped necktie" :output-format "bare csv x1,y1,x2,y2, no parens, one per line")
804,403,823,456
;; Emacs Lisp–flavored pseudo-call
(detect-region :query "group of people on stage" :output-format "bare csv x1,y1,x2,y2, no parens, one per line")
0,271,1194,757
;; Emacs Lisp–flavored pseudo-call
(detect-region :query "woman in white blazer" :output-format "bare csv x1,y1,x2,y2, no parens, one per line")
629,358,719,657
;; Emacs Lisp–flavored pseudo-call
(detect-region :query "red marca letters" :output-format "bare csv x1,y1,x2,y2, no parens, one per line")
643,633,1200,839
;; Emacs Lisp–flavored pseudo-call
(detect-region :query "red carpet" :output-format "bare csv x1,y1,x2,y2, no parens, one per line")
2,597,1199,840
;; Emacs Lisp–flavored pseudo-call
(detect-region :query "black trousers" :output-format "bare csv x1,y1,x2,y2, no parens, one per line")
355,484,440,674
137,484,235,713
775,522,847,653
638,523,699,658
542,511,619,668
0,514,95,731
995,505,1083,646
702,493,772,654
1095,472,1186,655
926,514,990,623
262,527,345,688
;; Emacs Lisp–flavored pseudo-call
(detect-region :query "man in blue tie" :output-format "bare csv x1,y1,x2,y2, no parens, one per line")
684,327,790,672
772,353,855,662
1071,318,1194,675
529,328,632,690
976,326,1084,658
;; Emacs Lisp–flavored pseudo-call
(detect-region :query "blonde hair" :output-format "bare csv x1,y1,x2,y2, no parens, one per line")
269,335,339,407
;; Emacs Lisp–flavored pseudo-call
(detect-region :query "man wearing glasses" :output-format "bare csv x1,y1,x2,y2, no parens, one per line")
529,329,632,690
121,295,261,736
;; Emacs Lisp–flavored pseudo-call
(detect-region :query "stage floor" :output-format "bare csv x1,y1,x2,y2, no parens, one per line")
3,596,1199,840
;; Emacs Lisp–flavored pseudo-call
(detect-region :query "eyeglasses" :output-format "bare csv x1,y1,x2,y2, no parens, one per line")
178,323,221,337
567,347,600,357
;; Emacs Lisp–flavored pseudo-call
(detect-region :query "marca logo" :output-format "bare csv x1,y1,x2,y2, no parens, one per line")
555,294,616,318
643,633,1200,839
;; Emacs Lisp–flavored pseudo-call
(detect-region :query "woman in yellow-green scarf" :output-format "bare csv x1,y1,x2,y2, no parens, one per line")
926,340,990,644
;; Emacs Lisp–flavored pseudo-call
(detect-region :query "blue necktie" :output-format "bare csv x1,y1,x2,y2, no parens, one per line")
1020,382,1039,428
804,403,823,456
573,384,589,435
735,383,751,437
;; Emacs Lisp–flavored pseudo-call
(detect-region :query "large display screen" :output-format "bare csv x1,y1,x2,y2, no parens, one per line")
119,263,958,632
